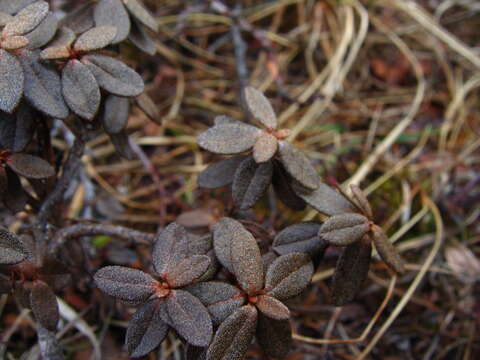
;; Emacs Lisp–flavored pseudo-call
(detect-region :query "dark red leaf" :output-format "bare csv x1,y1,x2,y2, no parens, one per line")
126,299,168,357
265,253,313,301
102,94,129,134
94,0,130,43
206,305,257,360
0,49,23,113
255,295,289,320
185,281,245,326
94,266,158,302
198,156,245,189
318,213,370,246
230,224,263,295
278,140,319,190
62,59,100,120
256,314,292,359
212,217,244,272
165,255,210,288
331,239,372,306
370,224,405,274
7,153,54,179
232,156,273,210
163,289,213,347
152,222,189,276
82,54,144,96
0,227,26,265
30,280,59,331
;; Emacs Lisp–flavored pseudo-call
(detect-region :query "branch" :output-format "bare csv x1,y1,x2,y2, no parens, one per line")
49,223,157,253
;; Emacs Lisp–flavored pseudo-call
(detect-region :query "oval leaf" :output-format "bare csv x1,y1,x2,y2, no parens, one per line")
166,255,210,288
25,12,58,49
185,281,245,326
73,26,117,52
0,227,26,265
255,295,290,320
128,15,156,55
2,1,49,36
152,222,189,276
271,161,306,210
94,266,157,302
62,59,101,120
3,168,27,212
252,132,277,163
7,153,54,179
123,0,158,32
242,86,277,129
109,131,136,160
94,0,131,43
206,305,257,360
102,94,129,134
0,104,35,152
135,92,160,124
0,49,23,113
163,289,213,347
371,224,405,274
293,181,355,216
126,299,168,357
278,141,319,190
350,184,373,219
273,221,326,257
197,121,261,155
30,280,59,331
256,314,292,360
232,156,273,210
319,213,370,246
19,50,69,119
331,239,371,306
82,54,144,96
212,217,244,272
230,223,263,295
198,156,245,189
265,252,313,301
1,35,29,49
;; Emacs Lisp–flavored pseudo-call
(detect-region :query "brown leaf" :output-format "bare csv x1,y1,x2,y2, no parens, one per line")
82,54,144,96
0,49,23,113
19,50,69,119
232,156,273,210
128,15,156,55
273,221,325,257
271,161,306,211
331,239,371,306
198,156,245,189
197,121,260,155
253,132,278,163
73,26,117,52
123,0,158,32
7,153,54,179
135,92,160,124
94,266,158,302
185,281,245,326
265,253,313,301
126,299,168,357
94,0,130,43
30,280,59,331
206,305,257,360
102,94,129,134
152,222,189,276
318,213,370,246
24,12,58,49
213,217,245,272
230,223,263,295
370,224,405,274
165,255,210,288
255,295,290,320
293,181,355,216
256,314,292,359
241,86,277,129
163,289,213,347
0,227,27,265
1,35,29,49
278,141,319,190
350,184,373,219
62,59,100,120
2,1,49,36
